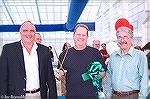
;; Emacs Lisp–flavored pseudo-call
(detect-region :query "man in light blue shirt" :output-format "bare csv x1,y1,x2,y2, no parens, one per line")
106,18,148,99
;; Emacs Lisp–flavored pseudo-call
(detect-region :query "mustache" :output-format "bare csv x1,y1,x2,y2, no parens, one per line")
117,41,127,46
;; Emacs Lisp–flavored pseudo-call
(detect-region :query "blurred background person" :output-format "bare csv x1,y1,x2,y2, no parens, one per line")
58,42,71,96
62,42,71,52
142,42,150,99
134,45,142,50
100,43,109,63
35,33,42,44
142,42,150,77
99,43,109,95
92,39,101,50
49,46,54,62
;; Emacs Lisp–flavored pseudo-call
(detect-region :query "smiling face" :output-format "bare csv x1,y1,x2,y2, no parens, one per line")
20,21,36,45
73,26,88,50
35,33,42,44
116,31,132,52
101,43,106,49
93,40,100,49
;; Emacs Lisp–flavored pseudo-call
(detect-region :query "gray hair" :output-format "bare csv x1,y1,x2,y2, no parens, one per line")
116,27,133,38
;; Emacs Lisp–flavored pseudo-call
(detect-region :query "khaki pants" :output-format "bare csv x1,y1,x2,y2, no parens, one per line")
61,75,67,96
60,70,67,96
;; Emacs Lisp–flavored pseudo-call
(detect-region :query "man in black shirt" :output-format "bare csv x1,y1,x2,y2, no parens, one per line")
55,24,107,99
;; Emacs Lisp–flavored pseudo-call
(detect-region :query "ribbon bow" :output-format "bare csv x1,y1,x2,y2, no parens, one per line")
82,61,105,98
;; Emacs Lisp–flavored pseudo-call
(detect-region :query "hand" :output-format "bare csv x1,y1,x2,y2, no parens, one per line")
54,69,65,80
100,71,106,78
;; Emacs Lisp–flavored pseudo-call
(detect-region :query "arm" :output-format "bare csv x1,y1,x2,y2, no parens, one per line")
103,54,109,58
47,50,57,99
138,52,148,97
100,72,106,78
0,45,8,96
57,51,64,69
55,51,65,80
105,57,113,98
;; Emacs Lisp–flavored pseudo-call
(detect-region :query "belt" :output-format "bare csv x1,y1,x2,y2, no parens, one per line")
26,88,40,94
113,90,140,97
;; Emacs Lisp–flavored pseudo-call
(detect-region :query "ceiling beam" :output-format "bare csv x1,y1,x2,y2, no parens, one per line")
35,0,42,24
0,22,95,32
2,0,14,24
66,0,89,31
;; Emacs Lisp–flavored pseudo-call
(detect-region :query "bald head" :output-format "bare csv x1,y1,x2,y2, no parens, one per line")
19,21,36,45
93,40,100,49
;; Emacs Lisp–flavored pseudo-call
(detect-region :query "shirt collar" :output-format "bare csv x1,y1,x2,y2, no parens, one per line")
116,46,134,57
21,41,38,54
32,42,38,53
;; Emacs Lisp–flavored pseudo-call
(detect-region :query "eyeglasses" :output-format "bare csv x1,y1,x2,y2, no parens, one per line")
36,38,42,41
22,29,35,33
117,36,130,40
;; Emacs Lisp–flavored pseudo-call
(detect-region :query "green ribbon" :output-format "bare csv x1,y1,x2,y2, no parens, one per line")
82,61,105,98
82,61,104,87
